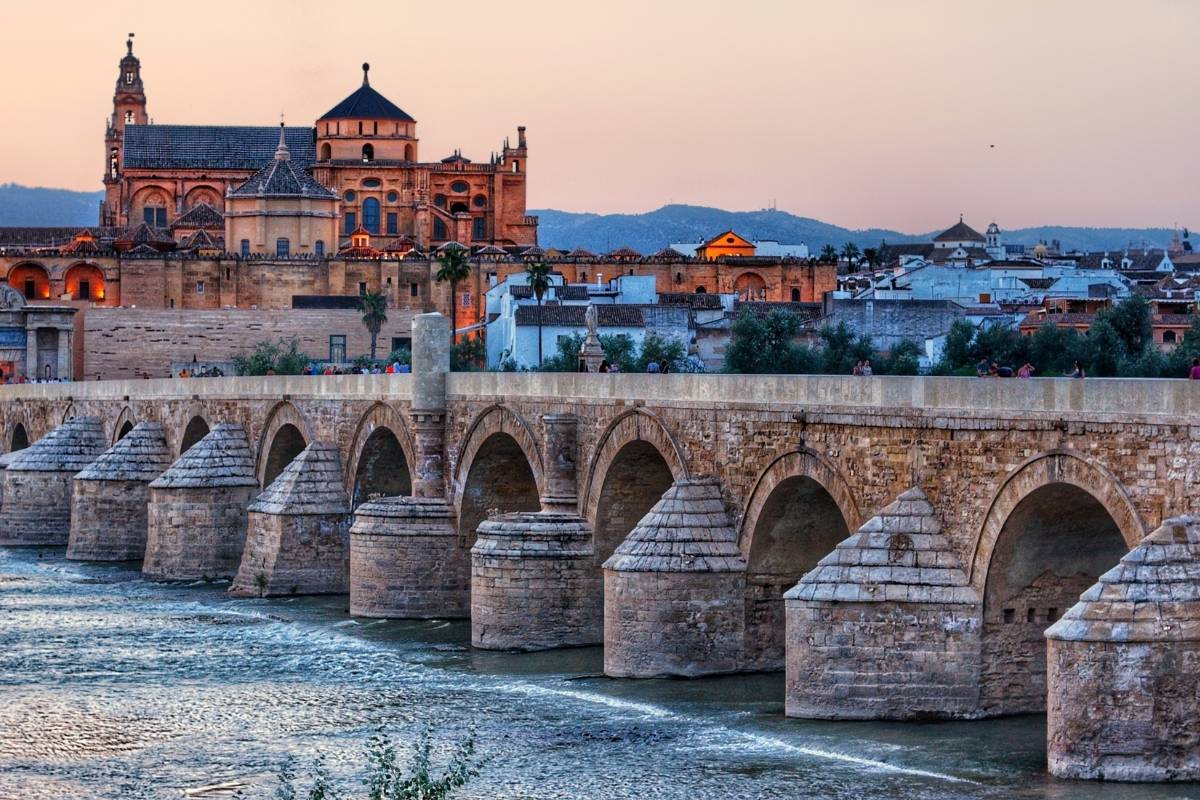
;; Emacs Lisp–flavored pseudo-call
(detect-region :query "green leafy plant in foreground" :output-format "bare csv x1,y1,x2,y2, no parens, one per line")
275,726,484,800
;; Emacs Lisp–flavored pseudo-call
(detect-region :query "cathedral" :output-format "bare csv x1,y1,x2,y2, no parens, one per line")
101,36,538,251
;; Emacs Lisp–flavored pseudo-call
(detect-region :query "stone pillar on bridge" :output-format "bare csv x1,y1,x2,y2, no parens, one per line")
231,442,352,597
784,486,982,720
143,423,258,581
0,416,106,546
602,477,747,677
471,413,601,651
350,312,469,618
67,421,173,561
1046,515,1200,782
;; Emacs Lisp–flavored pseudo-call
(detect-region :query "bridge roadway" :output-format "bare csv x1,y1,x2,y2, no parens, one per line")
0,323,1195,781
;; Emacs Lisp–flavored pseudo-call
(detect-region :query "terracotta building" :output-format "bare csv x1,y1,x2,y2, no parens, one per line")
100,38,536,250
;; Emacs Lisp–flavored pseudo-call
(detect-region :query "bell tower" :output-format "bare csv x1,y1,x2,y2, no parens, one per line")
102,34,148,225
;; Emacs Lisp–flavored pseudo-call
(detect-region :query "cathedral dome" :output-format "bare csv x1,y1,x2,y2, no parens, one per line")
230,125,336,199
318,63,415,123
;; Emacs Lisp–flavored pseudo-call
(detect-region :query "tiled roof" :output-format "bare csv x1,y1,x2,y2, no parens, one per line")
565,248,597,259
75,422,172,482
318,67,415,122
8,416,106,473
229,152,336,199
1018,312,1095,327
181,230,224,251
934,218,986,243
514,304,644,327
0,227,83,247
606,247,642,259
249,442,350,515
734,301,822,320
649,246,688,261
171,202,224,231
123,125,316,170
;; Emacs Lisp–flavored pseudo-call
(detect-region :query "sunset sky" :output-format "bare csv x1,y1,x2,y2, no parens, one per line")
1,0,1196,232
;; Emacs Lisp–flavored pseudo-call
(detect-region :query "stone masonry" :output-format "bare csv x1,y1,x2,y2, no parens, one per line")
1046,515,1200,782
143,422,258,581
0,416,106,546
66,421,173,561
231,442,351,597
784,486,982,719
603,478,748,677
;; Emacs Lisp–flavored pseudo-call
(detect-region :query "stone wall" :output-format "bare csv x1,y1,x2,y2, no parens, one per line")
143,485,258,580
67,477,152,561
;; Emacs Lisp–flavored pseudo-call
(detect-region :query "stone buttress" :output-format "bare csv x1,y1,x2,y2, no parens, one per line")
67,421,173,561
784,486,981,720
602,477,747,677
471,413,601,650
350,312,468,618
143,423,258,581
1046,515,1200,782
231,442,351,597
0,416,106,546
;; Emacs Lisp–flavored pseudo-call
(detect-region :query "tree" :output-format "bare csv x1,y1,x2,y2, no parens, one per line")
840,242,861,271
819,244,838,264
862,247,879,270
233,338,311,376
525,261,553,366
434,246,471,347
359,290,388,361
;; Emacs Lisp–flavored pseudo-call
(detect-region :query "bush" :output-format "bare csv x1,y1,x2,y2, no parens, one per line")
233,338,311,376
450,337,485,372
275,726,485,800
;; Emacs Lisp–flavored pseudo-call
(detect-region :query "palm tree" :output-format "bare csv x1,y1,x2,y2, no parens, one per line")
819,244,838,264
434,245,471,346
862,247,879,270
525,261,552,366
359,290,388,361
841,242,861,271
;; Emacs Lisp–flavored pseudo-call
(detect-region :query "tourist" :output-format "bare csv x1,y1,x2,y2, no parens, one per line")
598,360,610,373
988,362,1000,377
659,359,670,374
860,359,872,377
178,368,190,379
610,362,621,373
976,357,990,377
1067,360,1085,379
1017,361,1035,378
646,360,660,373
1190,358,1200,380
852,360,863,376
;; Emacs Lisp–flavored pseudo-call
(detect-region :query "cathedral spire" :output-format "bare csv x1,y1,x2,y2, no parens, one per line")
127,32,134,56
274,120,290,161
362,62,370,87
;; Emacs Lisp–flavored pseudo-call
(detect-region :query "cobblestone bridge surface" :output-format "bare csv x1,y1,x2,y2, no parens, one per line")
3,313,1200,781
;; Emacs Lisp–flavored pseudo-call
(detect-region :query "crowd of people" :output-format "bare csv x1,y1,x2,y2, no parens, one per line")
302,361,412,376
973,356,1085,379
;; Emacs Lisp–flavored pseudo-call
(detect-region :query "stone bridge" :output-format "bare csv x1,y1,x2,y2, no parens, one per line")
2,313,1199,781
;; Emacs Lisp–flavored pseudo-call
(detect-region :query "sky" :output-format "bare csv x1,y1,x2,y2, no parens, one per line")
0,0,1196,232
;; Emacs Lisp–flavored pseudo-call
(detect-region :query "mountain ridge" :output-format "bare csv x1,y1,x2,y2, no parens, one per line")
0,184,1180,254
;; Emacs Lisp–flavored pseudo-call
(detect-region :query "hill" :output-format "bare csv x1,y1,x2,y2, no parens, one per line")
531,204,1178,255
0,184,105,227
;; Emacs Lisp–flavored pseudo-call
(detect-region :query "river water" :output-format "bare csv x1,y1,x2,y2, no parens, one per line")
1,548,1197,800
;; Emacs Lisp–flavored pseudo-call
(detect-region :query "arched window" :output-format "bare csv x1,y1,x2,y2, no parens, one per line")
450,202,469,214
695,286,707,294
240,239,250,257
362,143,374,163
319,142,332,160
124,110,134,124
433,218,448,240
315,240,325,258
1164,330,1178,344
791,288,801,302
276,238,290,257
512,160,520,173
675,272,683,284
404,143,414,161
472,217,486,240
363,197,381,234
109,149,118,179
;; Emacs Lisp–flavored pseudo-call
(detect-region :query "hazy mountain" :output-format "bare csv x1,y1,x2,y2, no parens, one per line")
0,185,1180,254
532,204,1179,255
0,184,105,227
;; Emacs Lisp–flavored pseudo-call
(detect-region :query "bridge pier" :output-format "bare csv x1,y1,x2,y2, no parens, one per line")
471,413,602,650
143,422,258,581
231,442,351,597
784,487,982,719
1046,515,1200,781
67,421,173,561
603,477,748,677
350,312,467,618
0,416,106,546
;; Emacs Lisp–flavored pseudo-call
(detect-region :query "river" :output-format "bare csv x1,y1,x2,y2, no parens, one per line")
1,548,1196,800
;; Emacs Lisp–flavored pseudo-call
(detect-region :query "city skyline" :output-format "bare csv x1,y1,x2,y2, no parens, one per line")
0,0,1196,232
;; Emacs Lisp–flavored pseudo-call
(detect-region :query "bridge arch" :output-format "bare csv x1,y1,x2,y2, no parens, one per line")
178,414,211,455
583,408,688,562
256,401,313,488
112,406,136,444
972,449,1143,716
453,404,543,545
346,402,415,507
7,418,29,453
738,448,861,669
